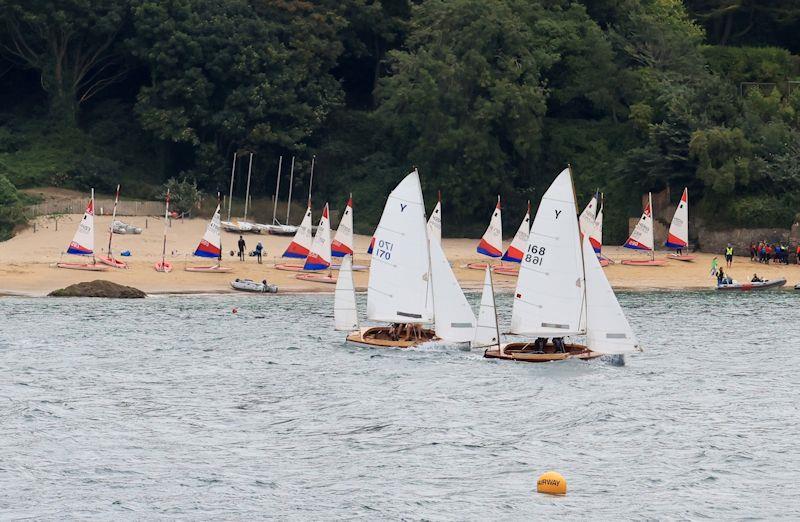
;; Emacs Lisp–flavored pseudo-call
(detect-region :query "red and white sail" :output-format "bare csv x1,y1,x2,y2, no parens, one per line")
590,203,603,254
624,193,655,252
283,204,313,258
476,196,502,258
666,188,688,250
304,203,331,270
66,190,96,256
501,202,530,263
579,191,602,254
332,197,354,257
193,204,222,258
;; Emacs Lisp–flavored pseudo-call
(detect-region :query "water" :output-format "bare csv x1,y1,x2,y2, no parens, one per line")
1,291,799,519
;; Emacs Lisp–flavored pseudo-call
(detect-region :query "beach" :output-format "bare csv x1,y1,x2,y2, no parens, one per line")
1,214,798,296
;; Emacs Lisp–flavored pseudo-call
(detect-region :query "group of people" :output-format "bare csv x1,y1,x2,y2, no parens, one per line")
749,241,797,265
387,323,426,341
531,337,567,353
237,235,265,263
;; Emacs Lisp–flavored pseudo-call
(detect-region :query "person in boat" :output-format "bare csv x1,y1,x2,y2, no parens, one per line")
751,273,763,283
255,241,264,264
552,337,566,353
533,337,547,353
388,323,400,341
717,267,725,285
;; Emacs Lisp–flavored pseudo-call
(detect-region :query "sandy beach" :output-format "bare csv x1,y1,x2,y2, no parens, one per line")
1,214,798,296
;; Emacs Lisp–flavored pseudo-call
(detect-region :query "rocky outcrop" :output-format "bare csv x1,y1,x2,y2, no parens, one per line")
49,280,146,298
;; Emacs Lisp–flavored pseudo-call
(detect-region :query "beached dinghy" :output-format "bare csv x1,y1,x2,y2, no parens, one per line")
484,167,641,363
468,196,503,270
97,185,127,268
345,170,475,348
295,204,337,284
579,191,609,266
717,278,786,291
185,200,232,272
331,196,354,258
57,189,109,272
231,278,278,293
493,202,531,276
665,188,695,261
621,192,666,266
154,189,173,272
275,202,313,271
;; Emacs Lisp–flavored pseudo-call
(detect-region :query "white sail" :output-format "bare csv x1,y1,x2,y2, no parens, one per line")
430,238,475,342
666,188,688,249
66,190,95,256
501,203,530,262
510,168,585,336
334,255,359,331
427,197,442,245
303,203,331,270
283,204,314,258
471,267,500,349
583,235,639,354
332,197,354,257
624,193,654,252
193,204,222,258
367,170,433,323
591,204,603,254
578,192,599,239
477,197,503,257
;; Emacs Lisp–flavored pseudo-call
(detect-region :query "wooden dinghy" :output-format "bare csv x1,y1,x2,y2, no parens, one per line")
484,342,601,362
621,258,666,266
57,262,109,271
717,278,786,291
346,326,438,349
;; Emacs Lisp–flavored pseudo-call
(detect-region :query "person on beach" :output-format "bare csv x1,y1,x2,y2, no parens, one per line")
238,235,246,261
725,244,733,267
255,241,264,264
796,244,800,264
750,243,756,261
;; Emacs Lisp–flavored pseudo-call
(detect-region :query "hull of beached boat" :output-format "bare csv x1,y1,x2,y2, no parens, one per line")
620,259,666,266
346,326,438,349
667,254,696,262
184,265,232,273
221,220,255,233
154,261,173,273
295,273,337,284
493,266,519,276
96,255,127,269
274,263,306,272
263,224,298,236
484,342,602,362
56,262,109,271
231,279,278,293
717,278,786,291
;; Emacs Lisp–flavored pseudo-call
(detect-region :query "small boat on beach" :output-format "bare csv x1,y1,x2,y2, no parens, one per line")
303,203,331,271
57,189,109,272
501,201,531,263
473,196,503,264
97,185,127,268
621,192,666,266
154,189,173,272
185,199,232,273
665,188,695,262
331,197,354,258
231,278,278,293
717,278,786,291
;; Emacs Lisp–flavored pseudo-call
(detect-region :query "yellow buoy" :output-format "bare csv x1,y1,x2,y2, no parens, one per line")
537,471,567,495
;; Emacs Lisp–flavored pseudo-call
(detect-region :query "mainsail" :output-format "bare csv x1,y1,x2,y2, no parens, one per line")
427,194,442,245
194,204,222,258
624,193,655,252
471,267,500,349
332,197,354,257
67,191,95,256
501,202,530,262
476,196,503,258
283,204,313,258
666,188,688,250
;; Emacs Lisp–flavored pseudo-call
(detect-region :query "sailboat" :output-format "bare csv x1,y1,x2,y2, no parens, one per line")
621,192,666,266
154,189,172,272
469,196,503,271
185,199,232,272
665,188,694,261
579,192,608,266
96,185,127,268
275,202,314,271
221,152,255,233
494,202,531,276
331,197,354,258
484,167,641,362
592,198,607,265
334,255,359,331
296,203,337,283
427,192,442,245
345,169,475,348
471,267,501,350
57,189,109,271
261,156,300,235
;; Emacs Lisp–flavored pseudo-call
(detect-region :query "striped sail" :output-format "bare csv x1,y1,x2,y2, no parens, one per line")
477,197,503,258
194,204,222,258
331,197,354,257
624,193,654,251
666,188,688,249
304,203,331,270
67,193,95,256
283,205,313,258
502,203,530,262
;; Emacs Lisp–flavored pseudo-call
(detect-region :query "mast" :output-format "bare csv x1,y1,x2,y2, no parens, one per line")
649,192,654,261
271,156,283,225
161,189,170,269
286,156,295,225
227,152,237,222
418,167,435,326
568,164,588,334
243,152,253,222
91,188,96,266
308,155,316,203
107,184,120,260
217,192,223,268
490,268,501,350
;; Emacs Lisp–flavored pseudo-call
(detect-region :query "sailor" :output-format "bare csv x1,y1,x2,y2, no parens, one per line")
717,267,725,285
751,273,762,283
725,244,734,267
238,235,246,262
552,337,566,353
255,241,264,264
534,337,547,353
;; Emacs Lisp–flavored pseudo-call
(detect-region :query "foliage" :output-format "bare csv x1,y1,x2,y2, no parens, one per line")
163,177,200,215
0,173,24,239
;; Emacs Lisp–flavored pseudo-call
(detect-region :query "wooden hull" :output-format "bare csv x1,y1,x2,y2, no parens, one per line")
57,262,109,272
667,254,696,262
295,273,337,284
184,265,232,273
484,342,601,362
97,255,127,269
717,278,786,291
154,261,173,273
620,259,666,266
346,326,438,349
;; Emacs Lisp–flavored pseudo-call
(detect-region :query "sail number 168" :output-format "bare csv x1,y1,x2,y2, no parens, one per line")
525,245,546,264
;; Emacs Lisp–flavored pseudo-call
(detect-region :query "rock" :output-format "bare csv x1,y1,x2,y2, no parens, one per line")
49,280,146,298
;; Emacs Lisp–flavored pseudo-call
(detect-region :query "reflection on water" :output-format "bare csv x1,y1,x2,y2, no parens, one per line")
1,291,799,518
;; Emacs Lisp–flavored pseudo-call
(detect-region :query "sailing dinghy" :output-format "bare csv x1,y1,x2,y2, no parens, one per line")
621,192,665,266
296,203,337,283
345,170,475,348
97,185,127,268
275,202,314,271
494,202,531,276
331,197,354,258
427,192,442,245
57,189,109,271
154,189,173,272
579,192,608,266
484,167,641,363
185,201,232,272
468,196,503,270
665,188,695,261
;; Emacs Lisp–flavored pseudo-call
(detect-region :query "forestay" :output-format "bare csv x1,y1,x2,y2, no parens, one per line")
334,255,359,331
67,191,95,256
476,197,503,257
283,205,313,258
304,203,331,270
194,204,222,258
502,202,530,263
510,168,585,337
583,235,639,354
367,170,434,323
332,197,354,257
471,267,500,349
430,238,475,342
624,193,654,251
666,188,688,249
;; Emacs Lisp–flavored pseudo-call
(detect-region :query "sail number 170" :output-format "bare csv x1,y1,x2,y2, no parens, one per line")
376,239,393,260
525,245,546,265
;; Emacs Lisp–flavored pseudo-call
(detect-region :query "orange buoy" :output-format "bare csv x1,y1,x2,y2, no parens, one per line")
537,471,567,495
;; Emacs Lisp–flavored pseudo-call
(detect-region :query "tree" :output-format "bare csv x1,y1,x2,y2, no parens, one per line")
0,0,129,126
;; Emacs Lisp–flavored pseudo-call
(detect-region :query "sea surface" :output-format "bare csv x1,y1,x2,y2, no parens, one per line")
1,291,799,519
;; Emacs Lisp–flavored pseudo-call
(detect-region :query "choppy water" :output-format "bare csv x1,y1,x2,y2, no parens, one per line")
1,291,799,519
